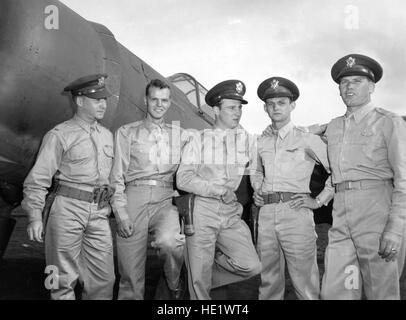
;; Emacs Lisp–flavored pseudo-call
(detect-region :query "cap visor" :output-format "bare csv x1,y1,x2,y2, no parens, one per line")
335,71,375,83
221,94,248,104
84,88,112,99
263,92,294,101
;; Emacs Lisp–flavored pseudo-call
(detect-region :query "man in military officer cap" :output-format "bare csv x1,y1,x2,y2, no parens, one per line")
177,79,261,300
22,74,115,299
251,77,334,299
321,54,406,299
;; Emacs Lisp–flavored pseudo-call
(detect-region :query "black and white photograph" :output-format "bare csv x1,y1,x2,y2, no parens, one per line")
0,0,405,311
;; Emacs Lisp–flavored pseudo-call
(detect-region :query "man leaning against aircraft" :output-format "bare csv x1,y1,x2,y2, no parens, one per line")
177,80,261,300
110,79,188,300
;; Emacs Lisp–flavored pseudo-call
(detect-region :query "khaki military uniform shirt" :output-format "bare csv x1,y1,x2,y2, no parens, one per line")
110,118,189,222
252,122,334,205
177,128,256,198
325,103,406,236
22,115,114,223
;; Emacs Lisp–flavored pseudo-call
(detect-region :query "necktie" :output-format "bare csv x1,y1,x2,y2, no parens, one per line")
272,128,279,149
155,127,170,169
89,124,101,182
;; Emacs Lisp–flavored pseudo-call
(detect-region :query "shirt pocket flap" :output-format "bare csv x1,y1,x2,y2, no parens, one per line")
67,141,92,160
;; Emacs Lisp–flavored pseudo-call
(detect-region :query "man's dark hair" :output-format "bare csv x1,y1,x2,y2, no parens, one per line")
145,79,171,97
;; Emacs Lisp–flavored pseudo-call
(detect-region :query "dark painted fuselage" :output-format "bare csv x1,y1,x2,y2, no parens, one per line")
0,0,213,206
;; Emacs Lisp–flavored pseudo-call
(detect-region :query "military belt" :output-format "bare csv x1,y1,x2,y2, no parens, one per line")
335,179,391,193
126,179,173,189
55,184,114,209
262,192,300,204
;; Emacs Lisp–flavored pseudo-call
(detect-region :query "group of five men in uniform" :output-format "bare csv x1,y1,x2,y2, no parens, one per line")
22,53,406,300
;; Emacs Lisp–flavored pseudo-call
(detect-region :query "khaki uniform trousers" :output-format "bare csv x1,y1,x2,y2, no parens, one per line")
321,184,401,300
185,196,261,300
116,185,185,300
397,228,406,281
257,202,320,300
45,195,115,300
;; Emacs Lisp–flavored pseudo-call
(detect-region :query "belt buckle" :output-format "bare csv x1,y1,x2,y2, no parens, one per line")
96,186,112,210
93,187,101,203
146,180,158,187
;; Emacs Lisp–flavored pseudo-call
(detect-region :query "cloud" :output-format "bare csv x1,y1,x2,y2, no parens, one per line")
60,0,406,132
228,18,242,25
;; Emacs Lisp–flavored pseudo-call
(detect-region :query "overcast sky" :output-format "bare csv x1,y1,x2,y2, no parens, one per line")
60,0,406,134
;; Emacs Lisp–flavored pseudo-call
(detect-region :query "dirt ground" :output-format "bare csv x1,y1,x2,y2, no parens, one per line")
1,207,405,300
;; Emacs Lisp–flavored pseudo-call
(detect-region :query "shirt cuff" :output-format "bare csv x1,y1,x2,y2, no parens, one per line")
316,189,334,206
113,206,130,223
384,214,405,237
27,209,43,224
252,182,262,194
207,184,225,199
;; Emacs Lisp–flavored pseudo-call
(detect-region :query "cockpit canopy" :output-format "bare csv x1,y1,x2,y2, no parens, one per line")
167,73,214,121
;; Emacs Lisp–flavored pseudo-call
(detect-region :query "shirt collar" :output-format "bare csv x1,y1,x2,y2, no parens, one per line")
268,121,294,140
73,114,100,133
204,127,247,142
212,126,247,137
144,117,166,132
345,102,374,124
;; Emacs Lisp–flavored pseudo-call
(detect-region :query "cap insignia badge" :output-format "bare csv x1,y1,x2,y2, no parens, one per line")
236,82,243,94
271,79,279,89
346,57,356,68
98,77,105,86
